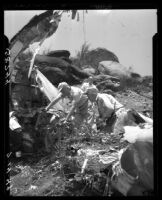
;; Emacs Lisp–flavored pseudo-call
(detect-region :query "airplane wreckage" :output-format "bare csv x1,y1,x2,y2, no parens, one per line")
8,10,154,196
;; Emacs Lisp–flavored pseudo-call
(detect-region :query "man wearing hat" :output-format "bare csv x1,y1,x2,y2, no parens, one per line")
86,88,142,134
81,76,98,119
45,82,89,128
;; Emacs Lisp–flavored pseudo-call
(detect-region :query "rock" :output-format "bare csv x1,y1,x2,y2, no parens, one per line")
61,57,72,64
15,55,90,88
131,72,141,78
82,67,96,75
10,130,23,152
34,55,89,85
11,84,44,107
93,74,121,92
35,54,70,68
102,89,115,97
94,74,120,83
45,50,72,64
98,61,132,87
98,61,131,78
149,83,153,87
141,76,152,87
22,132,35,153
96,80,120,92
46,50,70,58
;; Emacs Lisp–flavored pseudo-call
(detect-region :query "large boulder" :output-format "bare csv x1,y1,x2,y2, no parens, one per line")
82,66,96,75
93,74,121,92
46,50,72,64
98,61,132,87
15,55,89,86
141,76,152,87
34,55,89,84
40,66,83,86
35,54,69,69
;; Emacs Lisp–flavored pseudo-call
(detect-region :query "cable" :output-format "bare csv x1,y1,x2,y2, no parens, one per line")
83,10,86,44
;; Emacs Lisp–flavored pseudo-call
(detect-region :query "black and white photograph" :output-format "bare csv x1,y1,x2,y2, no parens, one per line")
4,9,156,196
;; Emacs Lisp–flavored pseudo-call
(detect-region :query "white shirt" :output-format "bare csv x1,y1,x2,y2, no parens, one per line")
9,112,21,130
70,86,84,104
96,93,123,119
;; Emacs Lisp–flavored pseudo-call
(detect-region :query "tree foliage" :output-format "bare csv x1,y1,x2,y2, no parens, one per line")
72,42,119,71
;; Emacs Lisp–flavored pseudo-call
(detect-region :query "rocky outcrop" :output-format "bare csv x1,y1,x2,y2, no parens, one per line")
34,55,89,85
141,76,152,87
98,61,131,79
15,55,90,86
93,74,121,92
46,50,72,64
46,50,70,58
82,67,96,75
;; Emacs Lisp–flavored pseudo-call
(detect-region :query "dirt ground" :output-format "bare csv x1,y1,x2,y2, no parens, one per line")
8,88,153,196
115,89,153,118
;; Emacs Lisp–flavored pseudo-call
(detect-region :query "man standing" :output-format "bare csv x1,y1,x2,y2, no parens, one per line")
81,76,98,93
46,82,89,129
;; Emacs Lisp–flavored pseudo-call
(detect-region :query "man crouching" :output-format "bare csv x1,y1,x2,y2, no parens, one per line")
86,88,146,134
46,82,89,129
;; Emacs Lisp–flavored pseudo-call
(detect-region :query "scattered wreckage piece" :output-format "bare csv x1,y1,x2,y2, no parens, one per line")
34,67,63,110
9,107,69,155
9,10,77,63
73,123,153,196
9,10,62,103
9,10,61,76
9,107,153,196
109,124,153,196
9,10,79,82
9,111,36,155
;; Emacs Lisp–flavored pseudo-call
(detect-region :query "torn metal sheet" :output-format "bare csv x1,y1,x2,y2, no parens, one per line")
34,67,63,111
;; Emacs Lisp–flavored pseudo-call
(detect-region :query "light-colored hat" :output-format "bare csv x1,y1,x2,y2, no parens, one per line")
86,87,98,96
88,76,93,80
58,82,70,92
9,111,15,118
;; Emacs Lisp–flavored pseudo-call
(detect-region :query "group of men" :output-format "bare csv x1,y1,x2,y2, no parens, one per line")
45,76,148,134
